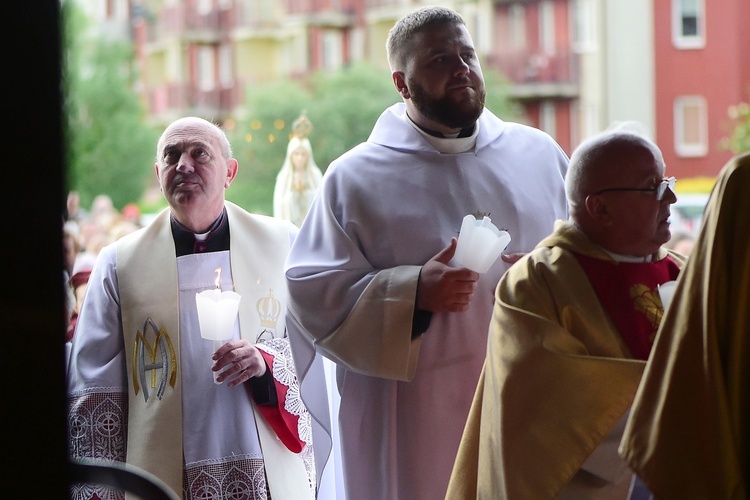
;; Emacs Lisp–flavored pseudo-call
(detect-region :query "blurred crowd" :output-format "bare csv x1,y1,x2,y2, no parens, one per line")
62,191,144,342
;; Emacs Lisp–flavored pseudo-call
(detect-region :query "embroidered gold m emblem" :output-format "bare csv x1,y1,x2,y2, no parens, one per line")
630,284,663,342
133,318,177,402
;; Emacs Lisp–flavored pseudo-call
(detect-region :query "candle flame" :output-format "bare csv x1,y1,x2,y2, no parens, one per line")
214,268,221,289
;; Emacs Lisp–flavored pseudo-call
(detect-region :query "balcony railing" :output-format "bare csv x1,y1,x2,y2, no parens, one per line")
147,4,223,42
235,0,283,29
484,49,580,99
485,49,578,85
147,83,237,119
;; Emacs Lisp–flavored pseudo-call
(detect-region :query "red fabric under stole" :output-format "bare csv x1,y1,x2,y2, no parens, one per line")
573,254,681,360
254,349,306,453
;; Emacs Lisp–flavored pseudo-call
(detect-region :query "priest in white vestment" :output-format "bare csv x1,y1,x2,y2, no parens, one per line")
284,7,569,500
67,117,327,500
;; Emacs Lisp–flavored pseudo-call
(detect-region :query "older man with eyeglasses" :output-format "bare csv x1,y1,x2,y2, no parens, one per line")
447,129,687,500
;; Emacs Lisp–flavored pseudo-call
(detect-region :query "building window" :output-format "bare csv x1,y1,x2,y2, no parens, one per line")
570,100,581,149
166,47,181,81
350,28,365,62
672,0,705,49
674,96,707,157
575,100,599,142
540,0,555,54
198,46,216,92
218,44,233,88
197,0,212,16
322,30,343,70
540,100,556,137
106,0,116,19
572,0,597,53
509,4,526,49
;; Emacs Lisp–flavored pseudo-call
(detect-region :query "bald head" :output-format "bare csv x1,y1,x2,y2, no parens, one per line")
154,116,238,233
156,117,232,166
566,132,665,213
566,131,674,256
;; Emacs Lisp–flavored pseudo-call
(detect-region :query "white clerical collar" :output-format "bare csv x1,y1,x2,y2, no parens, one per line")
406,115,479,154
170,209,225,242
601,248,653,263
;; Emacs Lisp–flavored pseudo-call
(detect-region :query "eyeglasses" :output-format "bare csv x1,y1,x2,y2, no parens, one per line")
593,177,676,201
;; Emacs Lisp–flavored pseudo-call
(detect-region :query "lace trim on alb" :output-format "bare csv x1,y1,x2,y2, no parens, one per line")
68,389,128,500
183,455,269,499
256,338,317,492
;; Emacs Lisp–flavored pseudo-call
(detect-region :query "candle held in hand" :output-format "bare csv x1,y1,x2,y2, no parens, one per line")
454,214,511,274
195,288,241,342
195,268,241,384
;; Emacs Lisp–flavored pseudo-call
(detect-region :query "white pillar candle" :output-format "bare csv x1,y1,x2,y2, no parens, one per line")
195,268,241,383
195,288,241,342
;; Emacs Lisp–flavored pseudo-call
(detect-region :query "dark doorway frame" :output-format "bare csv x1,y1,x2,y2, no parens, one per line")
1,2,70,496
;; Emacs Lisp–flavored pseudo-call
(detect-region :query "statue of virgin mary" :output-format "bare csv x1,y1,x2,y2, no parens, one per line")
272,113,323,228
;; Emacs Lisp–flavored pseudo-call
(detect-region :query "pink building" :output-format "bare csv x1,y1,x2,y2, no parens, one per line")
654,0,750,178
128,0,749,179
133,0,368,124
487,0,577,154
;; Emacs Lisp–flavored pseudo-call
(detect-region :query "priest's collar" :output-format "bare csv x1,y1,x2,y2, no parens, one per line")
566,220,656,263
405,113,479,154
415,122,475,139
171,208,230,256
601,247,654,263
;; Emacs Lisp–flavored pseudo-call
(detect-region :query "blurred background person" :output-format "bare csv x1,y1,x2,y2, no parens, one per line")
89,193,118,230
664,230,695,256
62,222,80,281
65,190,86,227
65,252,96,343
62,221,81,340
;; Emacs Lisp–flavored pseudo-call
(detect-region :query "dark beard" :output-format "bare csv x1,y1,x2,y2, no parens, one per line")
408,80,486,130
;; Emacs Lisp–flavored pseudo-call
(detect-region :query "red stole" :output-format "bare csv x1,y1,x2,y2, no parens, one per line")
574,253,680,360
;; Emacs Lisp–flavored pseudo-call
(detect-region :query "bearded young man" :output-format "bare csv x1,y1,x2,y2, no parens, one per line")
285,6,568,500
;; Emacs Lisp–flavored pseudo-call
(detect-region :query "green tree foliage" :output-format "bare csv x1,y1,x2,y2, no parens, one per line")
227,61,520,214
226,62,398,214
62,1,160,212
225,79,318,215
483,67,524,122
724,98,750,154
303,62,400,171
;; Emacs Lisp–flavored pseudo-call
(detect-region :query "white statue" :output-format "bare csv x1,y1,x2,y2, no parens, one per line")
273,113,323,228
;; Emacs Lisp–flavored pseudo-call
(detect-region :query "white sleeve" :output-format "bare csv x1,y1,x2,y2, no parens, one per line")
580,410,632,483
67,244,127,393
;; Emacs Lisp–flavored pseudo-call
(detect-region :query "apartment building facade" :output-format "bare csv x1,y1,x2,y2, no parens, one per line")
653,0,750,178
88,0,748,179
